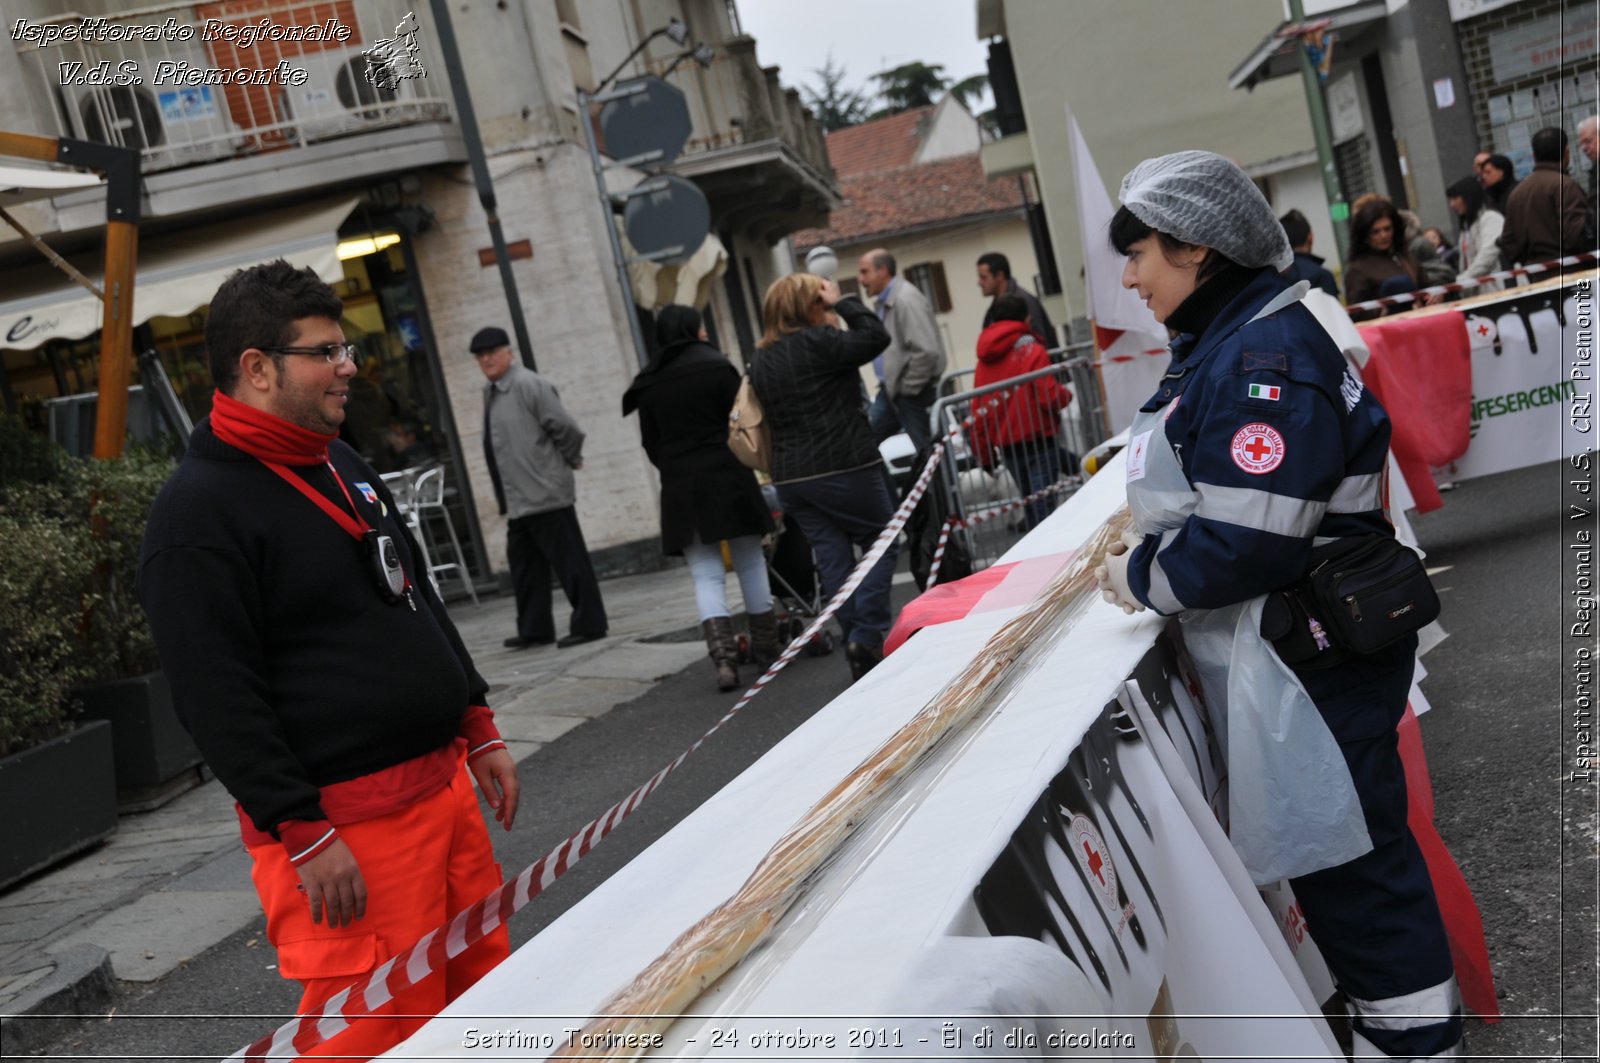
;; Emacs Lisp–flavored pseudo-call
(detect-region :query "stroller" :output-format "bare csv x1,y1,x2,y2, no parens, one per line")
744,484,836,660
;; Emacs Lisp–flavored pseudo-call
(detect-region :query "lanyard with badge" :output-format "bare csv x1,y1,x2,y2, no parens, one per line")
262,460,416,611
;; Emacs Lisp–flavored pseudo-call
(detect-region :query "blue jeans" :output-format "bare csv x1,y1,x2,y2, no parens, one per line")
869,384,936,456
777,467,900,648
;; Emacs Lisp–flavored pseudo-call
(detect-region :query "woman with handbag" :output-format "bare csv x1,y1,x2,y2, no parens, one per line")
749,273,895,681
623,305,775,692
1094,151,1460,1061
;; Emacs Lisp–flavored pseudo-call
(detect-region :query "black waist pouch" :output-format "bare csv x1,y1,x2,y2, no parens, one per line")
1262,536,1439,669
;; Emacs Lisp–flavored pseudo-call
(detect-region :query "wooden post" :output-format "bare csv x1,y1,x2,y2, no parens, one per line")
0,131,141,458
92,219,138,458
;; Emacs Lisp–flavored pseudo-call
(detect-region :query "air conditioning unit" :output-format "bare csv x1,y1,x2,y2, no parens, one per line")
58,73,241,169
279,48,401,143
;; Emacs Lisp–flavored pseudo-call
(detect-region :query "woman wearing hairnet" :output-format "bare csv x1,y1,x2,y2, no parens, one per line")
1095,151,1460,1059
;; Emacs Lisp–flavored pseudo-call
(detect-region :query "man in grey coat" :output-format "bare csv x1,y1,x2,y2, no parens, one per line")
858,248,947,455
473,327,607,649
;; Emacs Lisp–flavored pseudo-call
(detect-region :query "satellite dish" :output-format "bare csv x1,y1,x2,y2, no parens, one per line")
623,175,710,265
599,75,693,164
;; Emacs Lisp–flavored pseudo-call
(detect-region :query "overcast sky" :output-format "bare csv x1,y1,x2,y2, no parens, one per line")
735,0,994,112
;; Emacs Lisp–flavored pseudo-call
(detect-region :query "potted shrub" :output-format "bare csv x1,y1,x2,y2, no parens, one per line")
0,420,117,889
68,447,201,810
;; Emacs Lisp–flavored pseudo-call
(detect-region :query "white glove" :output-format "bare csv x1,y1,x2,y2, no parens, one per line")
1095,530,1148,614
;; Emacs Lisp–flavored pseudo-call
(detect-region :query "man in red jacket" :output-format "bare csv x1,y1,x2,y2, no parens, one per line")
971,296,1073,530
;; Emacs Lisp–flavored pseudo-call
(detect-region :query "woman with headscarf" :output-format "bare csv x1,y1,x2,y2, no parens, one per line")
1096,151,1461,1060
1480,153,1518,216
622,305,775,692
1447,174,1505,290
749,273,894,682
1342,197,1422,305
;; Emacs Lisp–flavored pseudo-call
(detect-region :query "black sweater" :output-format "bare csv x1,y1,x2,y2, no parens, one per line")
138,421,489,834
750,296,891,484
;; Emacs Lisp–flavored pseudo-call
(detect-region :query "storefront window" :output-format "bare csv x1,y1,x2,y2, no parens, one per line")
0,230,486,590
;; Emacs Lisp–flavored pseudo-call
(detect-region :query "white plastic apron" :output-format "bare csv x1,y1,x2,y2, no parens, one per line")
1125,286,1372,885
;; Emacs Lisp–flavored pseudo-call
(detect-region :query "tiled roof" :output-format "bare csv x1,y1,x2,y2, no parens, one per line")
792,151,1028,251
823,106,933,177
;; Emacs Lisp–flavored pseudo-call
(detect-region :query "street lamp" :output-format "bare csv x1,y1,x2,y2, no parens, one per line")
662,41,716,79
596,17,690,93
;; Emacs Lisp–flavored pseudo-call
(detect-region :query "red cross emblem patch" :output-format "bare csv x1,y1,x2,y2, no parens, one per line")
1068,812,1120,911
1230,423,1286,474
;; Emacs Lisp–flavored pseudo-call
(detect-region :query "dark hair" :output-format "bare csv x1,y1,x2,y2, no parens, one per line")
1108,205,1238,284
1279,209,1312,249
1445,175,1485,223
653,304,702,349
1531,126,1567,163
977,251,1011,278
1347,199,1407,260
990,294,1029,323
1482,154,1515,187
871,249,897,276
206,259,343,395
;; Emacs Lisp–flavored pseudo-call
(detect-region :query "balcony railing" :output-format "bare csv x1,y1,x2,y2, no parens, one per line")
643,35,832,182
11,0,452,174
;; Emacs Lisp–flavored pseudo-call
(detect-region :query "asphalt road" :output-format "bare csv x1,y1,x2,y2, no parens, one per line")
22,461,1594,1061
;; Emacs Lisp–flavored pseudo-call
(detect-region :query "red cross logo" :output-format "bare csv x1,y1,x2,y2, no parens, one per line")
1082,840,1105,884
1069,812,1119,908
1230,422,1286,474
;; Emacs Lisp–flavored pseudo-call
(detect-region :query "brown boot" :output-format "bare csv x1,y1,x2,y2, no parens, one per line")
748,611,781,667
702,617,740,691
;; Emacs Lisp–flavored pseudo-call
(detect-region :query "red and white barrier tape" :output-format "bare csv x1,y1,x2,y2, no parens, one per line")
230,441,951,1062
1345,250,1598,318
924,476,1082,586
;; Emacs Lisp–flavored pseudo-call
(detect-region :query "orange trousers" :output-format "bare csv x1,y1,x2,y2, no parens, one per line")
249,760,510,1060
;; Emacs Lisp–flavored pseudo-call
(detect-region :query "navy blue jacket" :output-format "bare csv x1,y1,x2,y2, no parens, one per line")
1283,250,1339,299
1128,271,1393,615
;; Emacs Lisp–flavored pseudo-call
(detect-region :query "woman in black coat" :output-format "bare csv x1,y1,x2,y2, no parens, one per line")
749,273,895,682
623,306,776,691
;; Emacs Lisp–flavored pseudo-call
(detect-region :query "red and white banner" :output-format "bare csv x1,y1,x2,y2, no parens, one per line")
1355,274,1594,507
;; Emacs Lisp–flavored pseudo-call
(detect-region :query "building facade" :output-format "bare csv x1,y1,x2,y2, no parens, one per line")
792,98,1056,383
976,0,1330,328
0,0,835,582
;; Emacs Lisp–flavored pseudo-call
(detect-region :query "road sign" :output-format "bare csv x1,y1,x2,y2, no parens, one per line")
623,174,710,265
599,75,693,164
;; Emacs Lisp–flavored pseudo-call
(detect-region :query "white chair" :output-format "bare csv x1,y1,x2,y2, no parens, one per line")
410,465,479,606
381,469,438,595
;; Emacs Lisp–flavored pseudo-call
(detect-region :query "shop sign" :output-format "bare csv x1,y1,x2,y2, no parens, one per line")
1488,4,1598,84
1448,0,1522,21
1327,72,1363,144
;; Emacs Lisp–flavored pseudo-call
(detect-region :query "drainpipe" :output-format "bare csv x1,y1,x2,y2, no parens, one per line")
428,0,537,370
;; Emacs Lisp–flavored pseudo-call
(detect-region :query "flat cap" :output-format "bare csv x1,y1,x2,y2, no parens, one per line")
469,326,510,353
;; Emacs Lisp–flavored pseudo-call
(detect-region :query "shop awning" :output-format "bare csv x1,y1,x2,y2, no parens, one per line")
0,195,359,351
1228,1,1387,91
0,164,104,208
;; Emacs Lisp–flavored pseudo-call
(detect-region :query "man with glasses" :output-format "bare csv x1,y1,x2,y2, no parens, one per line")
472,325,608,650
139,260,519,1058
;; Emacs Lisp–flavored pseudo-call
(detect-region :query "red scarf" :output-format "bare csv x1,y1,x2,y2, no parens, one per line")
210,390,336,465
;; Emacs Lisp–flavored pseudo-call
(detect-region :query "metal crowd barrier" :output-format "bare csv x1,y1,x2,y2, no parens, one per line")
927,355,1108,573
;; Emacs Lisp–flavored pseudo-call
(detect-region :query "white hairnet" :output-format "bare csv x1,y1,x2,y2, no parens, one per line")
1119,150,1293,272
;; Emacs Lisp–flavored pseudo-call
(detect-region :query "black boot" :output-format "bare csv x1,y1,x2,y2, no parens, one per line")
702,617,740,691
845,640,883,682
748,611,781,667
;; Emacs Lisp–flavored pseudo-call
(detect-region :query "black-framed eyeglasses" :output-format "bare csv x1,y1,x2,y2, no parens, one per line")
258,343,361,366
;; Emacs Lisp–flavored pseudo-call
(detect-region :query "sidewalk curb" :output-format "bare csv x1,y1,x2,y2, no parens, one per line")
0,944,114,1056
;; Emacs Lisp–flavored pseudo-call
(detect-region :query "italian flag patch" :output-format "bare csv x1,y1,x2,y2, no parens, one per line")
1248,383,1281,401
